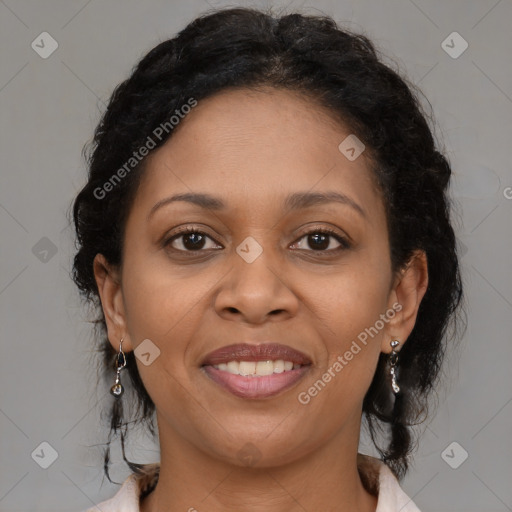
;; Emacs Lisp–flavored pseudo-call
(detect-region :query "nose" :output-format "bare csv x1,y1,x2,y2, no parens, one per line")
214,246,299,325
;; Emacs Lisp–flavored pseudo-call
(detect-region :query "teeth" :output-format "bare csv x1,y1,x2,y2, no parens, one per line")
212,359,301,376
239,361,256,376
226,361,239,374
273,360,284,373
256,360,274,376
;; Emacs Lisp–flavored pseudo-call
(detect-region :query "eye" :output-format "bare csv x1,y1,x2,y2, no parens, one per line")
164,228,222,252
291,228,350,252
163,226,350,254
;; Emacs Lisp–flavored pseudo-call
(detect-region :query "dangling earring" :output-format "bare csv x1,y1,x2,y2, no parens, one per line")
110,337,127,397
389,339,400,394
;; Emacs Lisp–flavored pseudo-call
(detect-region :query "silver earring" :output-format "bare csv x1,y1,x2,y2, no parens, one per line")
110,337,127,398
389,340,400,394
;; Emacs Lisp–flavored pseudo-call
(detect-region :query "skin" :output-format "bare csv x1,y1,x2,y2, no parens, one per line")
93,87,428,512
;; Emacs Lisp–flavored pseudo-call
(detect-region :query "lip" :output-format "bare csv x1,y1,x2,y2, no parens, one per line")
201,343,312,399
201,343,312,366
202,364,310,399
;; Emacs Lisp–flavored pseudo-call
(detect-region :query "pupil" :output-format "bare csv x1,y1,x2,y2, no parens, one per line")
184,233,205,250
309,233,328,250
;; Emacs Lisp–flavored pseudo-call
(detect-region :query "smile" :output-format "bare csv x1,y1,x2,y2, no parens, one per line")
201,343,312,399
213,359,302,375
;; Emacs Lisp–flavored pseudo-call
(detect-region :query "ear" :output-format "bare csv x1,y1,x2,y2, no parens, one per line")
93,253,133,352
382,249,429,353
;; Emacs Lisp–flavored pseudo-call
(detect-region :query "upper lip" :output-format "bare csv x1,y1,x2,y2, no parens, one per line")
201,343,312,366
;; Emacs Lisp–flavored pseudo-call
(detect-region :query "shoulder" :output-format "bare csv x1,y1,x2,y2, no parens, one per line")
80,474,140,512
80,464,159,512
358,454,422,512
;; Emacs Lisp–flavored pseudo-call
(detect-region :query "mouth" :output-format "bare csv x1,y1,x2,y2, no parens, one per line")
201,343,312,399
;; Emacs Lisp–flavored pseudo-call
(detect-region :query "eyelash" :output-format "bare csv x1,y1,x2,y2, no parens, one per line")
163,226,351,255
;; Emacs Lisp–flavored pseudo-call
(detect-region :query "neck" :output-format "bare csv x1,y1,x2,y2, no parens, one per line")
140,417,378,512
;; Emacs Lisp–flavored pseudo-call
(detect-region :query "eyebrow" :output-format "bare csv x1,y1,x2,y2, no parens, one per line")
147,191,366,220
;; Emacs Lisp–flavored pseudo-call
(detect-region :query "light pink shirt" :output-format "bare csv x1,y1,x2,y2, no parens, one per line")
83,456,421,512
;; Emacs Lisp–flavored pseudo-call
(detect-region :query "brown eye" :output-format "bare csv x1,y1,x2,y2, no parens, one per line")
292,229,350,252
165,230,221,252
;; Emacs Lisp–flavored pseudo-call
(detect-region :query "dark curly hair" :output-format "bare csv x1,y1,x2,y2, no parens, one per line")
70,6,464,482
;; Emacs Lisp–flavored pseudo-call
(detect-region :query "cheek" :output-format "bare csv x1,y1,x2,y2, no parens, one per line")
119,257,205,415
120,245,210,342
307,253,391,398
315,257,391,343
295,281,387,436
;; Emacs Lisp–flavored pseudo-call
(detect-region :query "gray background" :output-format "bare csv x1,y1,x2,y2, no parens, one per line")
1,0,511,511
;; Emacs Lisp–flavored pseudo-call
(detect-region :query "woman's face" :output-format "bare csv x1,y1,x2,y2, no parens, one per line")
95,87,421,467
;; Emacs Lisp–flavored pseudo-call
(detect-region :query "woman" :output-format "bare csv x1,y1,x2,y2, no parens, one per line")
72,7,463,511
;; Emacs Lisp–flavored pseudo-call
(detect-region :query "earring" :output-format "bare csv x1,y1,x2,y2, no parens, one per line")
110,337,127,398
389,339,400,394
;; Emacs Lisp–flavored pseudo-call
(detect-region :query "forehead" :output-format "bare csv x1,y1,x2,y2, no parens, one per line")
130,87,382,221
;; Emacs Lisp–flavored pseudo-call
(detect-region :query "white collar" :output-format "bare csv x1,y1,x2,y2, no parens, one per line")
83,456,421,512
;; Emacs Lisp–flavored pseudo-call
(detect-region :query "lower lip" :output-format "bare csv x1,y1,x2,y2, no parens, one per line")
202,365,311,399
